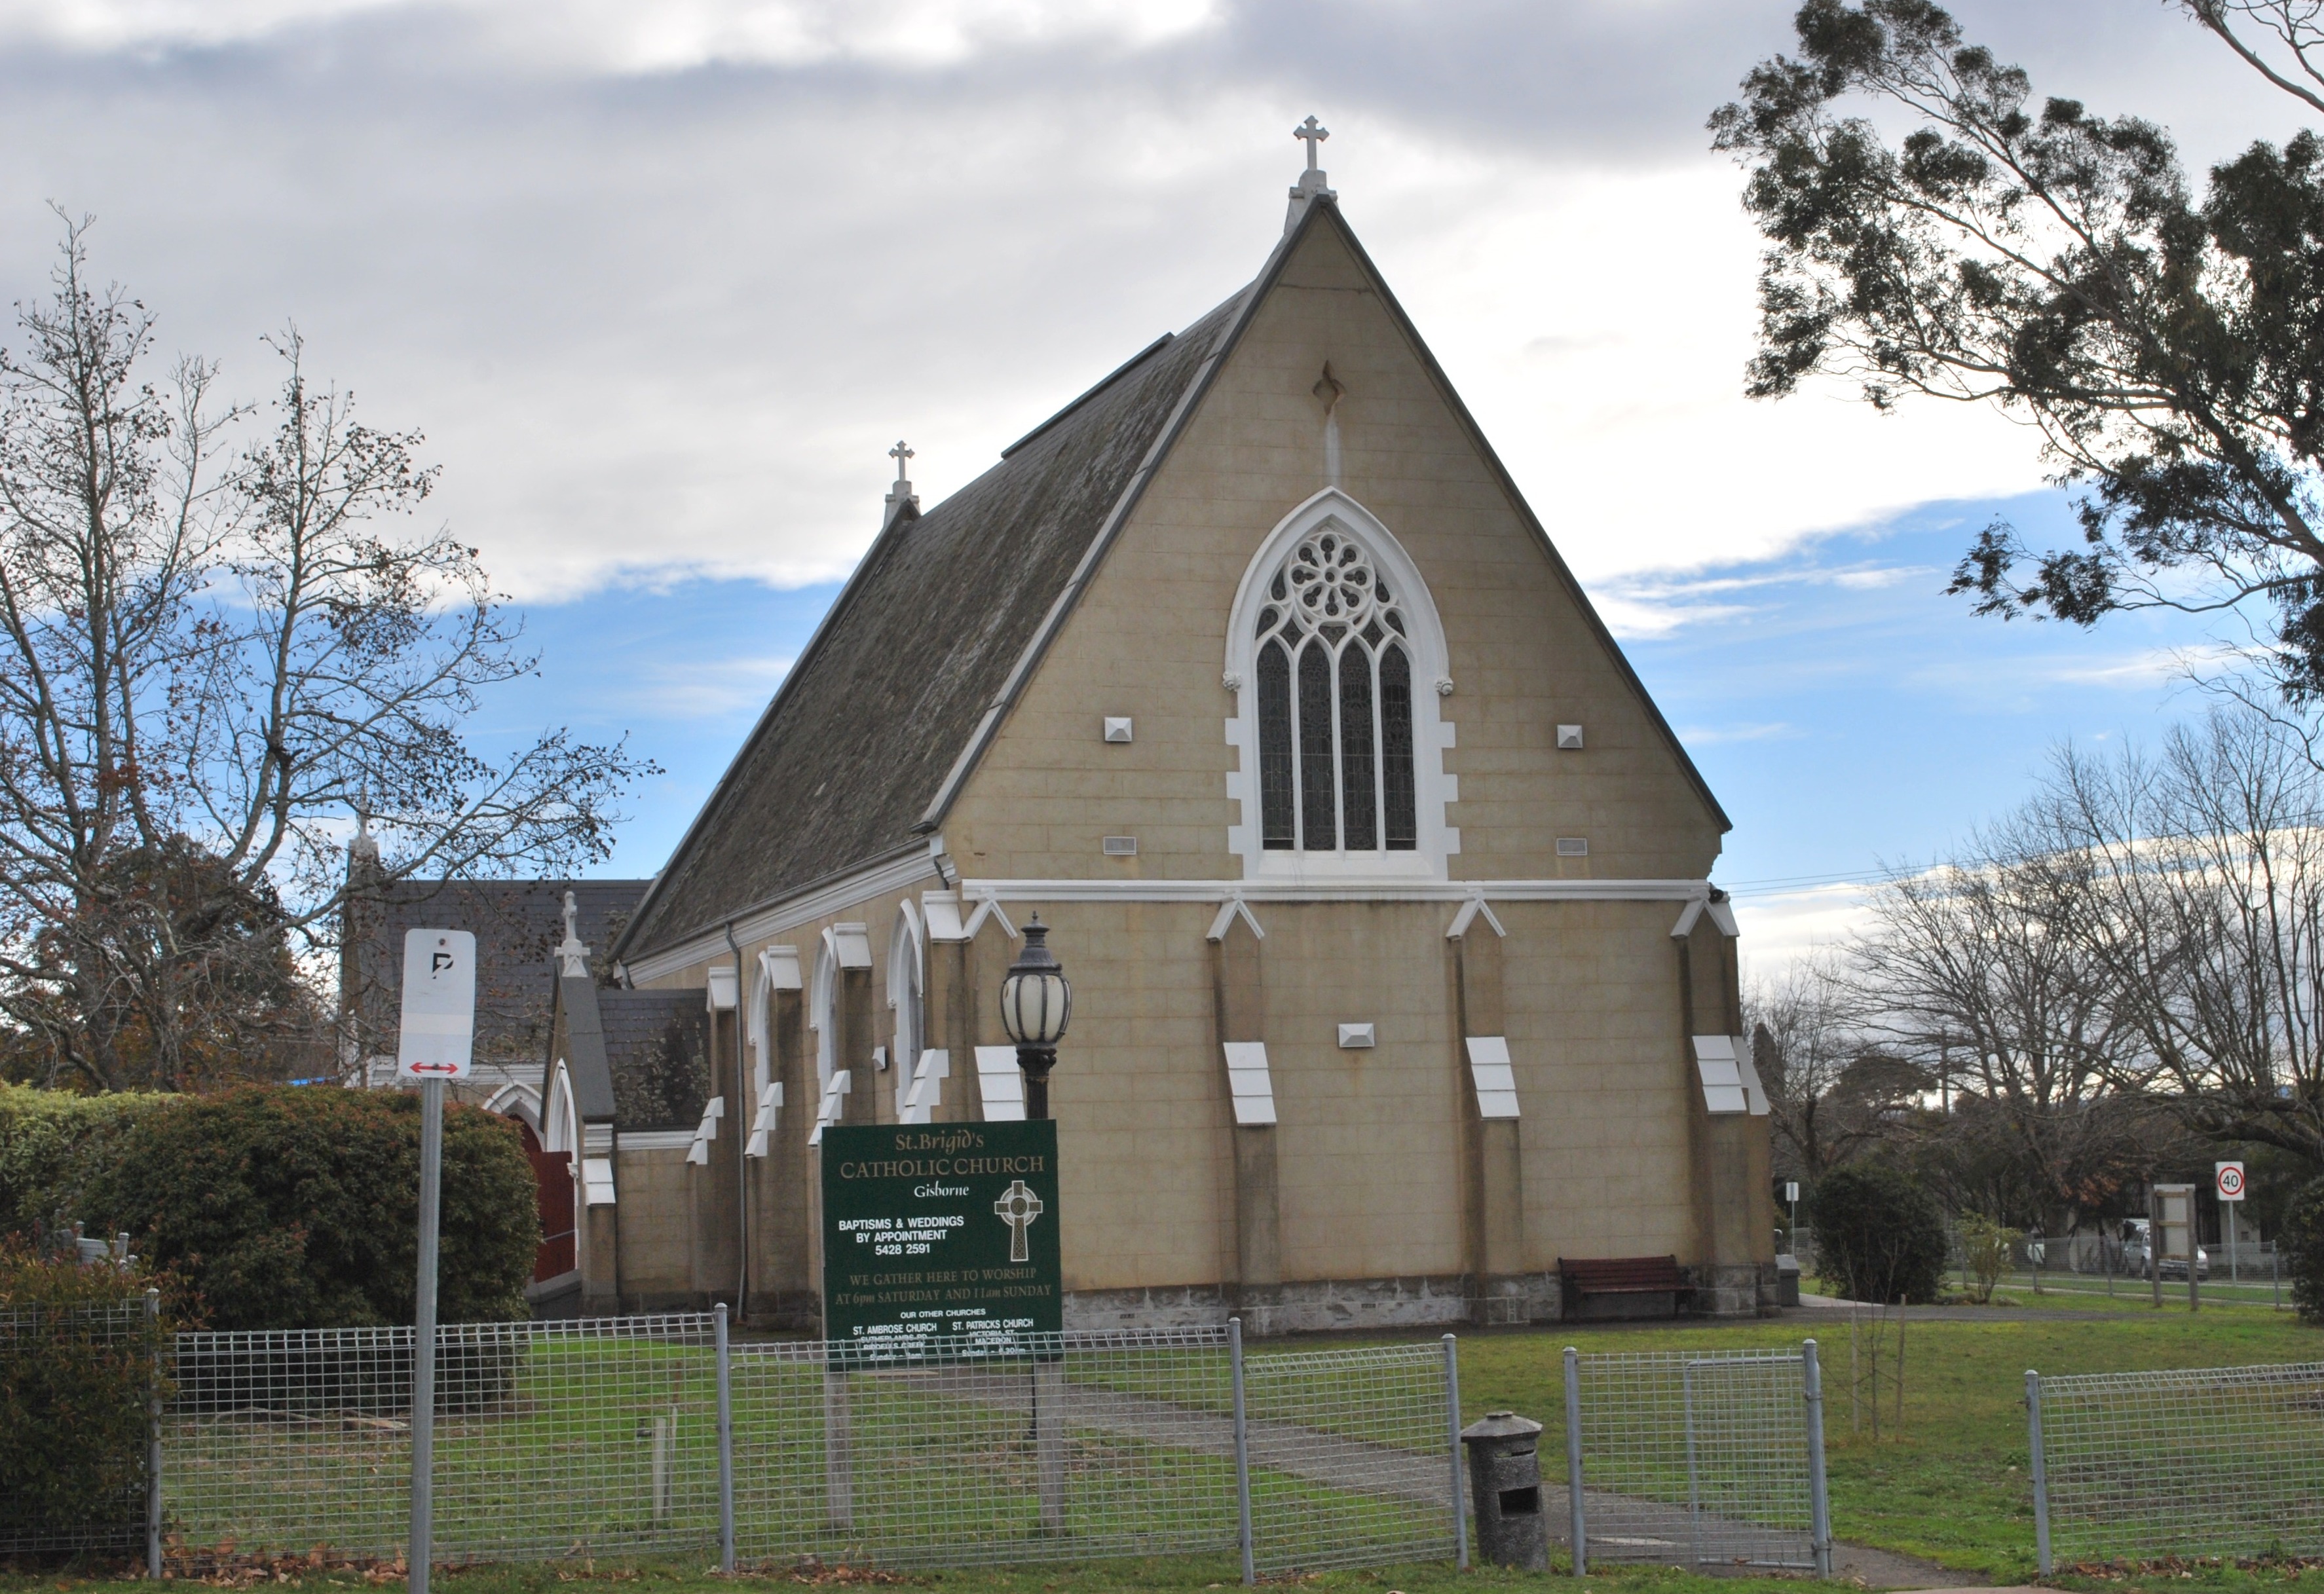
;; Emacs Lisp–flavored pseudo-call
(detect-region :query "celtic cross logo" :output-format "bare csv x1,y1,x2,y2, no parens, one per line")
993,1178,1045,1263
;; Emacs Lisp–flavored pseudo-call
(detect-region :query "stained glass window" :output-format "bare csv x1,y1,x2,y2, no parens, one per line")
1246,524,1423,855
1339,644,1377,850
1381,644,1416,849
1298,643,1337,850
1258,639,1295,849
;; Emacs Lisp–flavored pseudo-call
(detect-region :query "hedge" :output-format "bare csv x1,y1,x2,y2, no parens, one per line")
0,1246,172,1560
79,1086,537,1331
0,1084,176,1247
2285,1174,2324,1326
1809,1161,1950,1304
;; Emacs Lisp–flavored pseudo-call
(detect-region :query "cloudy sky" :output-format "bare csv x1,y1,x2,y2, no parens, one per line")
0,0,2304,965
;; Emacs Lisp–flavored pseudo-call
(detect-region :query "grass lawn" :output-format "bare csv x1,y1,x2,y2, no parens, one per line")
7,1306,2318,1594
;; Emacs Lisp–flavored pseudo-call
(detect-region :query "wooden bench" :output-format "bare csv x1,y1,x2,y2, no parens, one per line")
1559,1255,1693,1308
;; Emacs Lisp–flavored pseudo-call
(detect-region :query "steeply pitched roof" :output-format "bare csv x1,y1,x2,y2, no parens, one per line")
619,293,1246,958
618,200,1731,966
343,878,648,1063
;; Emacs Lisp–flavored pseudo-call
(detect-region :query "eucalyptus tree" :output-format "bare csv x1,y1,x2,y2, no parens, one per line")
1712,1,2324,701
0,220,650,1090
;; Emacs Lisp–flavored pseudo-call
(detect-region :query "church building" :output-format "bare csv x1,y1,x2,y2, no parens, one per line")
532,130,1776,1330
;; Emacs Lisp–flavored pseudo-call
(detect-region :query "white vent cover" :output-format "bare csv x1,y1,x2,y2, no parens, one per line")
1465,1035,1520,1119
1557,724,1584,750
1104,716,1133,743
1222,1041,1277,1125
1693,1035,1771,1116
1102,835,1139,856
1556,837,1588,857
1337,1022,1376,1049
974,1045,1026,1121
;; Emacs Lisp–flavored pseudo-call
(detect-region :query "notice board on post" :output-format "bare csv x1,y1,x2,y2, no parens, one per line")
819,1119,1062,1358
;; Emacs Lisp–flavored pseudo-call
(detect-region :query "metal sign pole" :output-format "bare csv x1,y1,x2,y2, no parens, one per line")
394,927,474,1594
411,1076,443,1594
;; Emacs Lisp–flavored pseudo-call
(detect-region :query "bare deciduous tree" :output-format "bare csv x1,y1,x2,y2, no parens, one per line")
0,219,652,1091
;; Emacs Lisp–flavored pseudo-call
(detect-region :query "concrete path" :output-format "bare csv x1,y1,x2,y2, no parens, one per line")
881,1362,1971,1587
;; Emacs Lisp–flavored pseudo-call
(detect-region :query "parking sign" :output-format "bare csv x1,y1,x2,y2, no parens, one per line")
396,928,476,1080
2215,1160,2246,1202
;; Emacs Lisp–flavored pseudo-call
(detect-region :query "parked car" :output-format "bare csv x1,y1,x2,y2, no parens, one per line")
2120,1217,2211,1281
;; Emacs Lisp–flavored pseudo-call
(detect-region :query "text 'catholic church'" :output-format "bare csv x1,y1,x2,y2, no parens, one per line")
343,126,1778,1332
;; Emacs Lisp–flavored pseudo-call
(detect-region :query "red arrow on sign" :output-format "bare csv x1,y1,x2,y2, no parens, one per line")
405,1062,462,1075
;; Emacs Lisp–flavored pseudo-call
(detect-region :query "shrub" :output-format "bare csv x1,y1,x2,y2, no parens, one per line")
1955,1212,2020,1305
1810,1162,1949,1304
0,1246,173,1558
0,1085,176,1245
79,1086,536,1331
2285,1174,2324,1326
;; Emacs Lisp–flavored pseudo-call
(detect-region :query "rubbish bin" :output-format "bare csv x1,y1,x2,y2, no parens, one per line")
1461,1410,1548,1570
1776,1253,1801,1307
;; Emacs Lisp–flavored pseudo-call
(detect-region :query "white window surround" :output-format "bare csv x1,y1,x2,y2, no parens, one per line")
1224,489,1458,881
542,1064,579,1155
888,901,926,1113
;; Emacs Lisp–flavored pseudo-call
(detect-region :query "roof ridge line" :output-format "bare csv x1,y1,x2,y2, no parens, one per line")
1000,333,1175,460
911,202,1334,836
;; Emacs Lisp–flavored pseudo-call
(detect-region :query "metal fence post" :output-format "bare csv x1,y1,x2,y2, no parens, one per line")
1442,1333,1467,1570
715,1304,735,1572
145,1287,161,1579
1563,1346,1586,1576
1230,1317,1254,1587
409,1075,444,1594
2025,1369,2052,1576
1802,1339,1833,1579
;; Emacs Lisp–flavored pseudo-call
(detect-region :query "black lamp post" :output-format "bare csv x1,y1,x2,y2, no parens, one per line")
1000,915,1071,1119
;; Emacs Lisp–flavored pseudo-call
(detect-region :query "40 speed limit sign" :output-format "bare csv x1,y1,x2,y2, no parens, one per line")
2216,1161,2247,1202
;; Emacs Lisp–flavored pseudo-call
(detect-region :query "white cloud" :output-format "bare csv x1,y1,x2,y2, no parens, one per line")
0,0,2287,604
616,654,795,720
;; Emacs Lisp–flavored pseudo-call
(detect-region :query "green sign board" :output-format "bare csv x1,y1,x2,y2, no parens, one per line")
819,1119,1062,1356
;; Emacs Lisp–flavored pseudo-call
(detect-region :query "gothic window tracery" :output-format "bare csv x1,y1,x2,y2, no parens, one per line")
1251,529,1419,853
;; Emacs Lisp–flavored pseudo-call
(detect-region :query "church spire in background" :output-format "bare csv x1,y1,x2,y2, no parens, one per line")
883,439,920,531
1285,115,1336,234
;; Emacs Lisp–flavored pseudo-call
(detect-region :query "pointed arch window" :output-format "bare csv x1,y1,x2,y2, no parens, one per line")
1252,529,1419,853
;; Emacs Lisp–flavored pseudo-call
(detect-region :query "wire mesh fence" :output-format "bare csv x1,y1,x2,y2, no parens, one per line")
0,1298,161,1561
1243,1339,1460,1575
164,1315,723,1567
6,1312,1463,1578
2029,1361,2324,1571
727,1327,1241,1568
1566,1343,1829,1574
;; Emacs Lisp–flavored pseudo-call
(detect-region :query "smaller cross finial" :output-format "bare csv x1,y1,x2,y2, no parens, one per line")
1295,115,1328,171
889,439,914,479
555,888,591,979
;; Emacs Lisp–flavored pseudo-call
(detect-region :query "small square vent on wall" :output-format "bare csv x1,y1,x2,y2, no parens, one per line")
1102,835,1139,856
1556,837,1588,857
1104,716,1133,743
1556,724,1584,750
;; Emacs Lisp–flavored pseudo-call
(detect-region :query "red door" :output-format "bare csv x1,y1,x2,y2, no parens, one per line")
518,1121,576,1280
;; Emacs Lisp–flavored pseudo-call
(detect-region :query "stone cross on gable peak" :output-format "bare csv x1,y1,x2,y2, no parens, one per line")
1285,114,1338,235
1295,115,1328,170
994,1177,1044,1263
883,438,920,523
555,887,591,980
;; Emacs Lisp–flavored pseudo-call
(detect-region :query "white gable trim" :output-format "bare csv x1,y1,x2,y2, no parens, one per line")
957,876,1714,905
1223,489,1458,881
623,845,938,986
